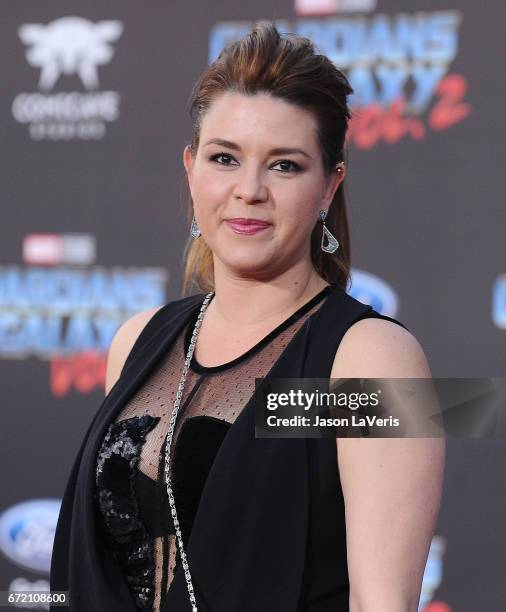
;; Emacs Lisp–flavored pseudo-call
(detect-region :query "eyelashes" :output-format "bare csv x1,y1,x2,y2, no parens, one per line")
208,152,302,174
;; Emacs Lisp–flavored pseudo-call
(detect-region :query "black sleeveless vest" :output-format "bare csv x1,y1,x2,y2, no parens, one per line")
50,283,406,611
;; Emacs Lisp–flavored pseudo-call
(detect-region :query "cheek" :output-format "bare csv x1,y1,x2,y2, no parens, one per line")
277,185,320,228
192,172,225,209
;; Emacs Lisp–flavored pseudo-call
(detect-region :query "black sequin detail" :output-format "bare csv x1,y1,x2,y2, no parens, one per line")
95,414,160,610
95,413,232,611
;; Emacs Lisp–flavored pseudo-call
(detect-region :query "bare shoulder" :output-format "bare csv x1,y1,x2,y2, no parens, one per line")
105,306,163,396
331,317,444,607
331,317,432,379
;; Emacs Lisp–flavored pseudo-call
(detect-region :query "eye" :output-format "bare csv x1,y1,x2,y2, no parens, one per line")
208,152,238,166
271,159,302,173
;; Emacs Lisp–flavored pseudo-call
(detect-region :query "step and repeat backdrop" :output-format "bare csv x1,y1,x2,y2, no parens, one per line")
0,1,504,610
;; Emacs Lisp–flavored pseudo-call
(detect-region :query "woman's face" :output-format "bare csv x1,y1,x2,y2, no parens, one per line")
183,91,344,280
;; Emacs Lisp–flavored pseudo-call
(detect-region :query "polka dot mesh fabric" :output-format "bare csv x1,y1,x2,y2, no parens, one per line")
95,294,329,611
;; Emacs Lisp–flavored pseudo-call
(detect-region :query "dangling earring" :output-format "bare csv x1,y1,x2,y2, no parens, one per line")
190,214,201,239
319,209,339,253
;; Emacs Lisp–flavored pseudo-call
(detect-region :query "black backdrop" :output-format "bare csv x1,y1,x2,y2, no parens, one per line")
0,2,504,611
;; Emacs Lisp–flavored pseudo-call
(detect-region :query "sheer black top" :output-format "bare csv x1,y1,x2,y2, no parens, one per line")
94,287,332,611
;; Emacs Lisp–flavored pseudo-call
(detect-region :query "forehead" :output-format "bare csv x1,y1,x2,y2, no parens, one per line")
200,92,318,147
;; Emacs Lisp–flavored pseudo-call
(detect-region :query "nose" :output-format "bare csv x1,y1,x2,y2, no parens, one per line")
233,165,269,205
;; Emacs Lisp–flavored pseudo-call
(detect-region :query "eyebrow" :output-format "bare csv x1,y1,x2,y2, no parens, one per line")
203,138,313,159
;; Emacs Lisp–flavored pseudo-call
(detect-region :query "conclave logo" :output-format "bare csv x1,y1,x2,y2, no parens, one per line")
12,16,124,141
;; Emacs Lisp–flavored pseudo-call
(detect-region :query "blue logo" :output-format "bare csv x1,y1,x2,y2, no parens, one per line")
347,268,399,317
0,499,61,574
492,274,506,329
419,535,446,610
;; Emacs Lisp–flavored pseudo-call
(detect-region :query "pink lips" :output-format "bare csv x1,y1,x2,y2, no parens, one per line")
225,218,271,235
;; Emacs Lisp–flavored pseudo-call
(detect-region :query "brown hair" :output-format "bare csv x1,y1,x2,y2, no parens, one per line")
181,20,354,296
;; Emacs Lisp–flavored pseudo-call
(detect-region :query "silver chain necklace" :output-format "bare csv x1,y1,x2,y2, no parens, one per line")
163,290,215,612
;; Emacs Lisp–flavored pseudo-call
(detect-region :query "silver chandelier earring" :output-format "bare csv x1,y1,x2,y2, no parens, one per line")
319,209,339,253
190,214,201,239
318,161,344,253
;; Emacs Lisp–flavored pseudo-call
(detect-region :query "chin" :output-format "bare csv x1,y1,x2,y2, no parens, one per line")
219,252,274,274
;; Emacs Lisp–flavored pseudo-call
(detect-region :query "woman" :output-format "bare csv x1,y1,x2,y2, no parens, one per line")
50,21,445,612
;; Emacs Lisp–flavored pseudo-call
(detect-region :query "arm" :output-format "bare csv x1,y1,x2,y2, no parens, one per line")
330,318,446,612
105,307,162,396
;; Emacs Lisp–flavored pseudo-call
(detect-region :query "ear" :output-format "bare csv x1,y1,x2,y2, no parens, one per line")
183,145,194,186
323,165,346,207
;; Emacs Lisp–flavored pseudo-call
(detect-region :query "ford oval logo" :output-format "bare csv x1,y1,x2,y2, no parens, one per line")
348,268,399,317
0,499,61,574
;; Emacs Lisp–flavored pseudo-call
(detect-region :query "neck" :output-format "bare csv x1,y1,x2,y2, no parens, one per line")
207,262,330,329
